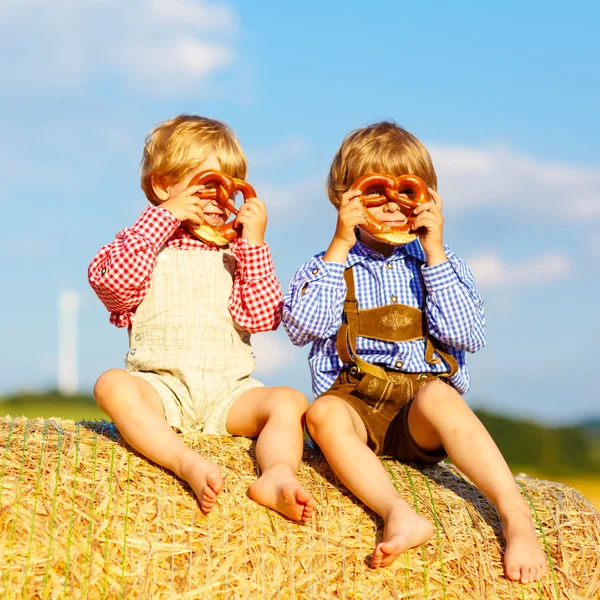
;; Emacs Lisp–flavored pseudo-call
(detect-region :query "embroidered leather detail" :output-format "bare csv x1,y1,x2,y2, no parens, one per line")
387,374,413,401
367,378,379,396
380,314,412,330
373,381,392,413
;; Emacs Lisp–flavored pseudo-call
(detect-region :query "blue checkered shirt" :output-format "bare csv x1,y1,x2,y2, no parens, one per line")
282,239,486,398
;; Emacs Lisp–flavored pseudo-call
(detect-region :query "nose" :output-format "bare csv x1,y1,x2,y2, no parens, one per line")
383,201,400,213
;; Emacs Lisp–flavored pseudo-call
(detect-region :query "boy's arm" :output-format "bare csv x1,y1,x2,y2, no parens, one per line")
422,249,486,352
281,255,348,347
88,205,180,327
228,238,283,333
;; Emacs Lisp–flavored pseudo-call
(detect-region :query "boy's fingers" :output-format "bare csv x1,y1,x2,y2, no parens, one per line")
340,190,362,207
413,200,439,215
412,213,440,230
185,184,206,196
428,188,443,210
340,199,363,216
244,197,265,209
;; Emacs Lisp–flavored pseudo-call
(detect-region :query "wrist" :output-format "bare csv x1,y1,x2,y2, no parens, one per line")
324,237,352,263
425,244,447,267
244,236,265,246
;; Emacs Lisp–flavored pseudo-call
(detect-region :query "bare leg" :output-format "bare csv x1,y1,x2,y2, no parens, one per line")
408,381,548,583
94,369,222,514
226,386,314,520
306,396,434,568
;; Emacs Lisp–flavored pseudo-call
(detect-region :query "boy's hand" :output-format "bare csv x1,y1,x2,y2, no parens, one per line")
235,197,267,246
160,185,206,225
411,188,447,266
323,190,366,263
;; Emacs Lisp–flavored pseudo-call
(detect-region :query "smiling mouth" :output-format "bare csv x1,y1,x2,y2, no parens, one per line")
381,218,407,225
204,212,225,224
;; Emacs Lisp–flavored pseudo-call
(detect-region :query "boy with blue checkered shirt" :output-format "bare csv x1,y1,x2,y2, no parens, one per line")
282,122,546,582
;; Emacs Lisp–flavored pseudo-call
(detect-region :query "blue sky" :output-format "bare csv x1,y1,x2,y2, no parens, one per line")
0,0,598,424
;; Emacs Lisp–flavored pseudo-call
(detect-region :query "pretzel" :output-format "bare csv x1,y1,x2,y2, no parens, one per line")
350,173,429,244
186,169,256,247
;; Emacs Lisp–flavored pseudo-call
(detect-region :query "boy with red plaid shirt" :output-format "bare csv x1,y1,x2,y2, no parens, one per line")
89,115,313,520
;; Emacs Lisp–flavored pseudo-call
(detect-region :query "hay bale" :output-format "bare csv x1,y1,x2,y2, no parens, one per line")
0,417,598,599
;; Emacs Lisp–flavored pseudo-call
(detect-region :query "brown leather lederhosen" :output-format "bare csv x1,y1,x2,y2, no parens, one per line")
323,266,459,457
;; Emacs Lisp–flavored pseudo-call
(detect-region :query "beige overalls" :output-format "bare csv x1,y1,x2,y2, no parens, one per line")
125,248,263,434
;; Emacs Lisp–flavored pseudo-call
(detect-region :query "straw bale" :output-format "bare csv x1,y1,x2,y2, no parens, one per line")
0,416,598,599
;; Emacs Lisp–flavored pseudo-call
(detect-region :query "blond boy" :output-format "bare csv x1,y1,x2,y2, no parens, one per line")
89,115,313,520
282,122,546,582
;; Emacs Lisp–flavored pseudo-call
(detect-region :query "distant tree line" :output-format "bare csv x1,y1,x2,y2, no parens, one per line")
474,409,600,476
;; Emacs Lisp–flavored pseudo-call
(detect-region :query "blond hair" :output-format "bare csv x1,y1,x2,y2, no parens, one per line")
140,115,247,204
326,121,437,207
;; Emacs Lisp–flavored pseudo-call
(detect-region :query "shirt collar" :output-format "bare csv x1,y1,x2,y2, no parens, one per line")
347,238,426,267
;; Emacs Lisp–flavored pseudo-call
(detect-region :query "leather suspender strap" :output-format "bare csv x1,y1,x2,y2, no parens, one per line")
337,269,388,379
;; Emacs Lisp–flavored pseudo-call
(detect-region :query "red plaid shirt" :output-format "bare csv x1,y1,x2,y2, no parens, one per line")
88,205,283,333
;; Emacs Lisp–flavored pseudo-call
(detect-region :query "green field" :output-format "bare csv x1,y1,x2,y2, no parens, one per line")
0,393,107,421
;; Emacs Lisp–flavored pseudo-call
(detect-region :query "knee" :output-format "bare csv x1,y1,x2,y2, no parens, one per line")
413,380,466,419
269,387,309,417
305,397,342,440
93,368,126,411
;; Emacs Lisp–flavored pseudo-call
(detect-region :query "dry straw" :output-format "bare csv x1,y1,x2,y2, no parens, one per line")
0,416,598,599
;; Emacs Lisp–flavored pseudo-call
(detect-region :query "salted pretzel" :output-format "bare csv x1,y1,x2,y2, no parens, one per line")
350,173,429,244
186,169,257,247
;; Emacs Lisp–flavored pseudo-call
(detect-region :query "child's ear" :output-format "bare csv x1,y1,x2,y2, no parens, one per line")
151,175,170,202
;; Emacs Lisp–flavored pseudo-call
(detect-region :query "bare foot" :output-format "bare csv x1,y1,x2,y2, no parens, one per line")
502,505,547,584
179,452,223,514
370,501,434,568
248,464,314,521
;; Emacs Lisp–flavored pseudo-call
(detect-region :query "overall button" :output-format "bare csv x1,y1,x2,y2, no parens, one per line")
391,295,397,303
386,262,393,270
134,334,142,342
160,253,168,261
395,360,403,368
130,348,137,355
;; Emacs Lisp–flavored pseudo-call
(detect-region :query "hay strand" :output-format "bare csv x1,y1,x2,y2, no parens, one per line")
0,417,598,599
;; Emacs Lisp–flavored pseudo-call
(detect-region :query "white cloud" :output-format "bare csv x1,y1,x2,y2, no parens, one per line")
247,137,310,170
251,333,294,376
0,0,237,94
253,175,325,211
429,143,600,220
123,37,233,91
468,251,571,287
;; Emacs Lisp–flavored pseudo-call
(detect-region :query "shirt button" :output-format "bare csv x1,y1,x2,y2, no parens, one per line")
391,295,397,303
130,348,137,355
395,360,403,368
312,268,319,275
386,263,393,270
101,268,107,276
134,334,142,342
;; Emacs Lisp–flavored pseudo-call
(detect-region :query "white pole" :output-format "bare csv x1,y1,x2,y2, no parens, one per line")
58,290,80,396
